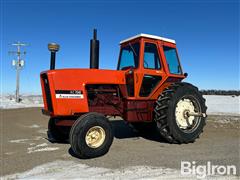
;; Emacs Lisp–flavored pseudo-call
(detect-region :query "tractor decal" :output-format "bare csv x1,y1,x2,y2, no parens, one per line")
55,90,84,99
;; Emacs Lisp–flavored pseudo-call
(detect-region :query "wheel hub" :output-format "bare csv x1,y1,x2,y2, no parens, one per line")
175,98,196,129
85,126,106,148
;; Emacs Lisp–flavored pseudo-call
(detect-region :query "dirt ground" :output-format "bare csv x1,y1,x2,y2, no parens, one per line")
0,108,239,177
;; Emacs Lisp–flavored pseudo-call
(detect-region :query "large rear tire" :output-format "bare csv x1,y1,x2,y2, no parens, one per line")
69,112,113,159
154,82,207,143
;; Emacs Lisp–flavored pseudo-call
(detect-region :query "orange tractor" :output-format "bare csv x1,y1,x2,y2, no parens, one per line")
40,29,207,158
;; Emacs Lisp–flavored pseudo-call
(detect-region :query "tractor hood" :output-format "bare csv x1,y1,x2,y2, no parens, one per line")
41,68,126,86
40,68,126,116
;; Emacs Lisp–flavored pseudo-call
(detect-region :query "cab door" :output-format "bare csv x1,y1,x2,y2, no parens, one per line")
135,41,166,99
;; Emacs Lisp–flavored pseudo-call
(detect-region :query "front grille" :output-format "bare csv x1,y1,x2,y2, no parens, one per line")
41,73,53,112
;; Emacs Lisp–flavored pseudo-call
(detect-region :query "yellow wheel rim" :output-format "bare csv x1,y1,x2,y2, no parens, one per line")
175,98,195,129
85,126,106,148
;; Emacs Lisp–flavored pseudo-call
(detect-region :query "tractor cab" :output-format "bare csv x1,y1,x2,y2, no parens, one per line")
117,34,185,99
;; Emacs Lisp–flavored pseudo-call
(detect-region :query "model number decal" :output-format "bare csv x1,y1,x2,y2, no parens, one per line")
55,90,84,99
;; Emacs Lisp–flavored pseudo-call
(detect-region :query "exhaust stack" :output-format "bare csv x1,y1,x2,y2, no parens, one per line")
48,43,60,70
90,29,99,69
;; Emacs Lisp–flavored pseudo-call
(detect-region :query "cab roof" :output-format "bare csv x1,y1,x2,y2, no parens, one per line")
120,33,176,44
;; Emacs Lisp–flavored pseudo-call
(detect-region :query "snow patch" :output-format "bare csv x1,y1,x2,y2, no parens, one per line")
33,136,44,141
27,143,59,153
204,95,240,115
2,160,235,180
9,139,29,143
9,136,44,144
35,143,48,147
27,147,59,154
37,129,47,134
0,95,43,109
0,161,183,179
26,124,41,128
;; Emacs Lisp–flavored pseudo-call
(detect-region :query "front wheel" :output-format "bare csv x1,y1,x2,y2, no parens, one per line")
69,112,113,159
154,82,207,143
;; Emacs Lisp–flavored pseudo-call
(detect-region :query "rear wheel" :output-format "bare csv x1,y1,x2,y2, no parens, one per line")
154,82,207,143
69,112,113,159
48,118,70,142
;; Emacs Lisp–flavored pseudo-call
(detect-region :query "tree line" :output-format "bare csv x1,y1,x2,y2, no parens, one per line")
200,90,240,96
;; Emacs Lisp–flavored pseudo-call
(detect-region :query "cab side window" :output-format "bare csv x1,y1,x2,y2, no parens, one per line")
163,46,182,74
143,43,161,69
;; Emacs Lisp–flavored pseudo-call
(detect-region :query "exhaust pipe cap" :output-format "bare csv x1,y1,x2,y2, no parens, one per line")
48,43,60,52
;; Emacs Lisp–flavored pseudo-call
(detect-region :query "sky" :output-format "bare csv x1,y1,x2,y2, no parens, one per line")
0,0,239,94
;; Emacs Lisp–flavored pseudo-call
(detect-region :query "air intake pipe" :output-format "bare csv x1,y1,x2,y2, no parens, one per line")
90,29,99,69
48,43,60,70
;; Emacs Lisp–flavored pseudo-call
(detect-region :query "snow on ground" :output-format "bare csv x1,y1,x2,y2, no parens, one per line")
203,95,239,115
0,95,239,115
0,95,43,109
2,160,234,180
8,138,60,154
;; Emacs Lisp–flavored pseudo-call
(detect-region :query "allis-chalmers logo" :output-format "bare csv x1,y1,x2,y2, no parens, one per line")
55,90,83,99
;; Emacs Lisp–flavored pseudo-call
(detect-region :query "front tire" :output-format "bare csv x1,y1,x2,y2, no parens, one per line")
154,82,207,143
69,112,113,159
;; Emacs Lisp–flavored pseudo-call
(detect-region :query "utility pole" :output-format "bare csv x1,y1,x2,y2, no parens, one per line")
9,42,28,103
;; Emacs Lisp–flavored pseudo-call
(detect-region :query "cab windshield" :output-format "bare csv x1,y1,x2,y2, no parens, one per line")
117,43,140,70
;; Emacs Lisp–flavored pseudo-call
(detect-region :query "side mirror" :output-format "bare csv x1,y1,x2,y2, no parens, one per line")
184,73,188,77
